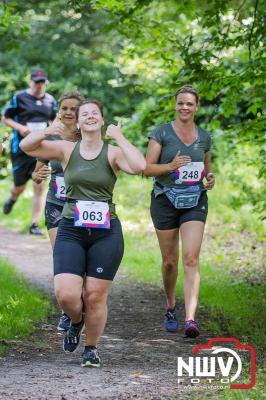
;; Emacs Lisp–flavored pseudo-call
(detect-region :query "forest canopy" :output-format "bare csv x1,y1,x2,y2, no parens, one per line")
0,0,265,212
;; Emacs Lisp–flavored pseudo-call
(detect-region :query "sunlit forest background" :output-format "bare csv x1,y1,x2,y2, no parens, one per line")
0,0,265,214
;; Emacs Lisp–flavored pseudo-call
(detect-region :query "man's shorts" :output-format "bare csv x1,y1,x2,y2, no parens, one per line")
150,190,208,230
53,217,124,281
11,153,37,186
45,201,64,230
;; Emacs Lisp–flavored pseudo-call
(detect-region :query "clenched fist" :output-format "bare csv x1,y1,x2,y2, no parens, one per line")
44,114,65,138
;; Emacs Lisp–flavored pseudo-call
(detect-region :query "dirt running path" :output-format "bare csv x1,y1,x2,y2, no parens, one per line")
0,225,212,400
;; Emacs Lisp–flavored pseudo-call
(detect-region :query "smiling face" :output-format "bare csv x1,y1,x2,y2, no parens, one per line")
175,92,198,123
78,102,104,134
59,98,80,127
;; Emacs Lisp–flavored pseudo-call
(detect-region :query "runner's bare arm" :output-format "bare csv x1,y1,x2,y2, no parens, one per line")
20,131,64,161
2,116,30,137
20,116,66,161
106,123,146,174
204,151,215,190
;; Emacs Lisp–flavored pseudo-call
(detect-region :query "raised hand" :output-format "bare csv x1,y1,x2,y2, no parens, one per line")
105,121,124,142
45,114,65,138
168,151,191,171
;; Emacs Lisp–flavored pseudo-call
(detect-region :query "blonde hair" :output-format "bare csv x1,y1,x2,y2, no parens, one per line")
58,91,84,108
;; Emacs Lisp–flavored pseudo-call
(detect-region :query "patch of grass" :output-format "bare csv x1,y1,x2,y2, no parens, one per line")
220,369,266,400
0,178,47,234
207,178,265,237
199,265,266,350
0,257,52,353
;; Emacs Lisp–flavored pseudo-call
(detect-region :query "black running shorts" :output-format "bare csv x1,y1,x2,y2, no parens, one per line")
45,201,64,230
150,190,208,230
11,153,37,186
53,217,124,280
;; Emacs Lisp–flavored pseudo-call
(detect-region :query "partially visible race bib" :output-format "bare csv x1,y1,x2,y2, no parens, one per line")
53,176,66,201
74,200,110,229
26,122,47,133
174,161,205,184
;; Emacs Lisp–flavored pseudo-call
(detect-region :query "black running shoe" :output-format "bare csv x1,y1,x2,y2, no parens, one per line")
63,319,84,353
3,198,16,214
57,312,71,332
184,320,200,338
81,346,101,368
29,223,44,235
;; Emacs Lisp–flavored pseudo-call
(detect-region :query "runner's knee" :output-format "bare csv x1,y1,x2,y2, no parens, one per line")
182,252,199,268
33,180,45,195
55,288,81,310
83,289,108,311
162,257,178,272
12,185,25,196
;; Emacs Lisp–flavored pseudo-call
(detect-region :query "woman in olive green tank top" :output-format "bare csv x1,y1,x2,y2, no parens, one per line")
20,99,146,368
31,91,84,333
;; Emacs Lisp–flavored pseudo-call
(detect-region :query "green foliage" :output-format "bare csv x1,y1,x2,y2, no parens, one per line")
0,257,51,352
0,0,144,122
0,1,30,51
0,0,265,213
68,1,265,179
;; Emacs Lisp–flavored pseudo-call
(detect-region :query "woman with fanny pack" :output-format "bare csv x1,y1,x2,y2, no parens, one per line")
144,85,215,338
20,99,146,368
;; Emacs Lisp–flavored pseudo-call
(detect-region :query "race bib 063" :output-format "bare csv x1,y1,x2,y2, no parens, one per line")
74,200,110,229
174,162,205,184
53,176,66,201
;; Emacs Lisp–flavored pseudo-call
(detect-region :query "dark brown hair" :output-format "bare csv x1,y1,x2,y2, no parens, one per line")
76,99,104,118
175,85,199,104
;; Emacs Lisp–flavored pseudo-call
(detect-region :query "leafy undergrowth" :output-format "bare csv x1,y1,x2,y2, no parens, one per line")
0,258,52,353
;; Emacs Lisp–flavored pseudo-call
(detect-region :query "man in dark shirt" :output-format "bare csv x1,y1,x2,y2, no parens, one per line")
2,68,57,235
